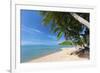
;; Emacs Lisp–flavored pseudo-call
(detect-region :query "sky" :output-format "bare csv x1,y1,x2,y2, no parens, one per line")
21,10,65,45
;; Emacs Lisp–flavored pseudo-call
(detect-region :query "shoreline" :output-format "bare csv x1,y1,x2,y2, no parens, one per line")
29,47,88,62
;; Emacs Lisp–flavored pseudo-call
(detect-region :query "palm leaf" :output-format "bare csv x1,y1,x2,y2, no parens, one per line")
43,12,53,25
53,27,60,33
57,31,63,40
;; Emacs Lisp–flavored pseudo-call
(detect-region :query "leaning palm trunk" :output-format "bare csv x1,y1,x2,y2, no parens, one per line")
70,13,90,29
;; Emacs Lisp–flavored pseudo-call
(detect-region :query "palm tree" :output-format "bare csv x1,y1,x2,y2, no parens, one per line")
39,11,90,57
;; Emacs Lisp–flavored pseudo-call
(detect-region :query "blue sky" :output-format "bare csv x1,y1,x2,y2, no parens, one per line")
21,10,65,45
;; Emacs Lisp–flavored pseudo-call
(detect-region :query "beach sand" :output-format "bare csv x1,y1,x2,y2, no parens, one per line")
29,47,88,62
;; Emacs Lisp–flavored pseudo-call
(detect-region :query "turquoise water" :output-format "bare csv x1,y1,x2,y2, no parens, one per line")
21,45,73,63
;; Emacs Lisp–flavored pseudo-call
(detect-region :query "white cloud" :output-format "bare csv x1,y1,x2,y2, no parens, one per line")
33,29,42,33
22,25,43,34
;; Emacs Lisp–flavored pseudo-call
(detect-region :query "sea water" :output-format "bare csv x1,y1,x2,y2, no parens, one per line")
21,45,73,63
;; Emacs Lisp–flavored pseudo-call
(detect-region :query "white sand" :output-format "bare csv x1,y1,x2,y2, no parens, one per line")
29,47,88,62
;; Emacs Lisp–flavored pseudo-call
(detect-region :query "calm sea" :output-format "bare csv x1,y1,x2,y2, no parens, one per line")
21,45,73,63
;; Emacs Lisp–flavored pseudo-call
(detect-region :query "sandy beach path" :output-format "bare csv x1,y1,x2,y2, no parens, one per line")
29,47,88,62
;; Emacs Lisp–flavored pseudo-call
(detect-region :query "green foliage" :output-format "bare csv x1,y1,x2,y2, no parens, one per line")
39,11,89,47
57,31,63,40
59,40,73,46
42,12,53,25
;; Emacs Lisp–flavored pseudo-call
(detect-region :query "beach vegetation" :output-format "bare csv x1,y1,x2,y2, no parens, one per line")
59,40,73,46
39,11,90,58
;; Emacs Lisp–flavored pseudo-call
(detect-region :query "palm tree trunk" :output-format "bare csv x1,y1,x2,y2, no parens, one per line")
70,13,90,29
